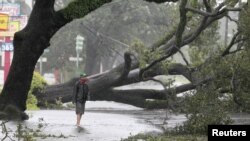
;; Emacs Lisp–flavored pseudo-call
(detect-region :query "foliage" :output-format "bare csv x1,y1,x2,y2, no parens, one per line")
178,1,249,133
229,52,250,112
239,2,250,50
231,2,250,112
122,133,207,141
0,118,72,141
130,39,171,70
176,51,250,134
176,88,233,134
26,72,47,110
145,100,169,109
175,50,250,134
61,0,112,20
188,46,207,66
186,0,220,67
188,23,220,66
42,98,65,110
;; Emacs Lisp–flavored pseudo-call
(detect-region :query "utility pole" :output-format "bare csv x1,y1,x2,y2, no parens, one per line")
39,49,49,75
224,18,228,48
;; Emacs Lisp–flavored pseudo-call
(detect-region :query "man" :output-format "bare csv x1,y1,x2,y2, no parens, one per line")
72,73,89,127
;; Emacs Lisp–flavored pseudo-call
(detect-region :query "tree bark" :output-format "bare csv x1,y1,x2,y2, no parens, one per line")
0,0,63,112
35,59,195,108
0,0,113,119
36,81,197,108
36,52,132,105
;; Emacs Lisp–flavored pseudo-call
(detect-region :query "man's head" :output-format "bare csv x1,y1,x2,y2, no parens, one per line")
80,73,86,78
79,73,88,84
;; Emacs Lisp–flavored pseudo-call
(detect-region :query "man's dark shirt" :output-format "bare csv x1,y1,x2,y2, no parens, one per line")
73,81,89,103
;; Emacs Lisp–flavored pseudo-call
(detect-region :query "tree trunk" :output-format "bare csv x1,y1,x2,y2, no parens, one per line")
0,0,60,112
36,52,133,104
0,41,41,112
0,0,113,120
35,59,196,108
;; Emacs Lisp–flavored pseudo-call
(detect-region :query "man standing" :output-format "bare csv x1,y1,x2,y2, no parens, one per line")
72,73,89,127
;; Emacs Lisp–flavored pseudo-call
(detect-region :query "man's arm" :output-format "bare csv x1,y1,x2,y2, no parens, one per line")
85,84,90,101
72,82,78,103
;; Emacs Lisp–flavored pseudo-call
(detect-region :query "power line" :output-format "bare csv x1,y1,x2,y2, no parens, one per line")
81,23,130,48
80,23,129,57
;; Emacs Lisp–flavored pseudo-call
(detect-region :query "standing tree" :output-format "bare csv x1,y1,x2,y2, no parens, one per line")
0,0,113,119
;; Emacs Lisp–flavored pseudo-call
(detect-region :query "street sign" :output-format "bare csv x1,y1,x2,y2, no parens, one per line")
0,3,21,16
76,35,84,50
11,15,28,30
38,58,47,62
76,35,84,43
44,49,50,53
0,42,14,51
8,21,20,32
0,31,15,36
0,13,9,30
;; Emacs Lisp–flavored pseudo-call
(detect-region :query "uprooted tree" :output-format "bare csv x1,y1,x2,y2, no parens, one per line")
0,0,249,120
39,0,248,106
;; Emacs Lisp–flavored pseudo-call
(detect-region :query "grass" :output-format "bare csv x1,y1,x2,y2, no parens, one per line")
122,133,207,141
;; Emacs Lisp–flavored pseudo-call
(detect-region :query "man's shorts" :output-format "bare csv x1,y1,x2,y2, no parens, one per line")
76,101,86,114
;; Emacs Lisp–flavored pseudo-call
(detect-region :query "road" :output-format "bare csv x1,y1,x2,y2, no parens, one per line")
1,101,162,141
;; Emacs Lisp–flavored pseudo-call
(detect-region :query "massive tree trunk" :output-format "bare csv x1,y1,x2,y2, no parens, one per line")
37,52,133,104
35,60,195,108
0,0,113,119
0,0,63,112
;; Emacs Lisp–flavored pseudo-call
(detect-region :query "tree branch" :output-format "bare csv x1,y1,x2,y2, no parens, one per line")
139,0,188,80
37,52,132,102
226,15,239,24
203,0,212,12
121,63,192,86
175,0,188,47
144,0,179,3
186,7,216,16
174,46,190,66
222,31,241,56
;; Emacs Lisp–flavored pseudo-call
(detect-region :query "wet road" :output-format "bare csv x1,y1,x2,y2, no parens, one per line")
0,101,162,141
1,101,250,141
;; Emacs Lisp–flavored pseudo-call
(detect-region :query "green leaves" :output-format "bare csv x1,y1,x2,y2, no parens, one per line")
144,0,179,3
130,39,167,68
26,72,47,110
178,85,233,134
61,0,112,20
239,2,250,51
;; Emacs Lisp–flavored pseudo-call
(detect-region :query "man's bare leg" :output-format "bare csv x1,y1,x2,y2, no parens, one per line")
76,114,81,126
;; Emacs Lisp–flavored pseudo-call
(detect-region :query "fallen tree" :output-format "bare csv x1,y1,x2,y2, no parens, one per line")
36,60,195,107
36,0,246,108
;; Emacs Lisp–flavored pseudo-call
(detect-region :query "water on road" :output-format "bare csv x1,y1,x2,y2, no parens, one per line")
1,101,162,141
1,101,250,141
